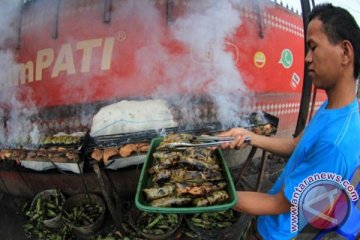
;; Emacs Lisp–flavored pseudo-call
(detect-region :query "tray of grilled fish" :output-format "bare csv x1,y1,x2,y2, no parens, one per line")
135,134,237,214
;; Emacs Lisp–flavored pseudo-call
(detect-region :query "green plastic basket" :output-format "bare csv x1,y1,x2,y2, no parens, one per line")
135,137,238,214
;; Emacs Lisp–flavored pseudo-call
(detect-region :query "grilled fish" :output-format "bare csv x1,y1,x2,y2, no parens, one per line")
177,156,220,171
194,190,229,207
91,148,103,161
152,169,172,183
175,181,227,196
119,144,137,158
148,160,173,174
184,148,217,164
143,184,176,200
150,196,192,207
176,182,206,196
156,133,195,150
65,151,78,161
170,169,223,182
152,151,182,161
103,147,118,164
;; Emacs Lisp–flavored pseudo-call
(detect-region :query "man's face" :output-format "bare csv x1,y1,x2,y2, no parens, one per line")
305,19,343,90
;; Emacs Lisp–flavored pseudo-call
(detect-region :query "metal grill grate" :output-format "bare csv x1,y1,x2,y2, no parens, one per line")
89,111,279,149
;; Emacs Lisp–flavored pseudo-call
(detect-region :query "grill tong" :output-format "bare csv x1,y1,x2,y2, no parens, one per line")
167,135,251,149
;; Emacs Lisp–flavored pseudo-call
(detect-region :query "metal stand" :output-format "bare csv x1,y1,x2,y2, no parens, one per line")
235,147,268,192
256,150,267,192
234,147,269,239
91,161,125,237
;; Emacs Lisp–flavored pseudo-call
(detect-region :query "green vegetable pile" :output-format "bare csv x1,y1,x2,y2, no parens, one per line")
62,202,104,227
190,209,238,230
23,189,69,240
137,212,180,235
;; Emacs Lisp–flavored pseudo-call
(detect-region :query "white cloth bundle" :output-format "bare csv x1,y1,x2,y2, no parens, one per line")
90,99,178,136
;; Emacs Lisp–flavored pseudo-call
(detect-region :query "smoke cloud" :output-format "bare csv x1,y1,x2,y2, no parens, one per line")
0,0,40,146
1,0,266,143
172,0,253,127
132,0,255,128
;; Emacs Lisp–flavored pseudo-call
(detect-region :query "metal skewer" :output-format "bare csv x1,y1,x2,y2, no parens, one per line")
167,136,251,149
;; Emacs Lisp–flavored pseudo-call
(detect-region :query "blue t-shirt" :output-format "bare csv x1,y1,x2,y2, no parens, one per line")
257,98,360,240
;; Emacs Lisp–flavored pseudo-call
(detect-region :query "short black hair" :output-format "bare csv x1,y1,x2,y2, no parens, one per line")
308,3,360,79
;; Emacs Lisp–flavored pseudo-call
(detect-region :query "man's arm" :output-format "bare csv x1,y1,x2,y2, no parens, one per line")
251,133,301,157
233,190,291,215
219,128,301,157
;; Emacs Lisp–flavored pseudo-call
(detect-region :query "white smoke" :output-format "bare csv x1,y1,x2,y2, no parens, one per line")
126,0,255,128
6,95,39,146
0,0,20,47
155,0,254,127
0,0,40,146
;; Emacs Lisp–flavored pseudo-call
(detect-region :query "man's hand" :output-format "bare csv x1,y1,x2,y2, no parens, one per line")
219,128,300,157
218,128,255,150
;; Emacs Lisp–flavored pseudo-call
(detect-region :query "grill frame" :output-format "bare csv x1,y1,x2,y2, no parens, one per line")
88,111,279,149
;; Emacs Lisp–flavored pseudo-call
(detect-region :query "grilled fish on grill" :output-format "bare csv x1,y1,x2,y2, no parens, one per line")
36,148,47,158
42,135,81,145
10,150,27,160
65,151,78,161
0,150,24,160
143,184,176,200
119,144,137,157
26,151,37,159
103,147,118,164
137,143,149,152
91,148,103,161
0,150,11,160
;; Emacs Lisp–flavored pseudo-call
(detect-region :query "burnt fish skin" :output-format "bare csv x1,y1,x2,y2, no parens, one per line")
150,196,193,207
193,190,230,207
143,184,176,200
177,156,220,171
170,169,223,182
175,181,227,196
152,169,171,183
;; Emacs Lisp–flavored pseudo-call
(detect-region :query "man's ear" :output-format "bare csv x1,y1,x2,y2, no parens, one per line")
341,40,354,65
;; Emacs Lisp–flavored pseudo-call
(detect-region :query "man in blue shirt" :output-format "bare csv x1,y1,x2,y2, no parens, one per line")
220,4,360,239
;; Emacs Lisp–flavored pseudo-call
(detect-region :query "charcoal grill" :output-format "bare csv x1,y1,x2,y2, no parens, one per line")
0,131,91,172
85,111,278,171
89,111,278,149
